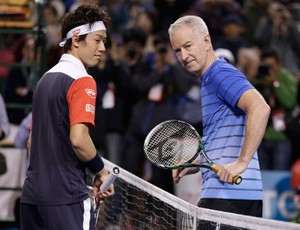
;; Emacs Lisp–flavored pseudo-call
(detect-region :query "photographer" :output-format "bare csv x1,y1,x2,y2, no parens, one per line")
254,2,300,76
123,32,199,193
256,48,297,170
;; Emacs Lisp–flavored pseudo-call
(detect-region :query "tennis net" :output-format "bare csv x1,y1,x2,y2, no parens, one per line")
95,159,300,230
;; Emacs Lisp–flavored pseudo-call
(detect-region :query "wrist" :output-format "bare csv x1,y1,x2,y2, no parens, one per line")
83,151,104,173
238,156,250,166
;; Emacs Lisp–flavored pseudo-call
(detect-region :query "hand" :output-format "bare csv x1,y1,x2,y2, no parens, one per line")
93,170,115,205
217,159,248,184
172,155,201,184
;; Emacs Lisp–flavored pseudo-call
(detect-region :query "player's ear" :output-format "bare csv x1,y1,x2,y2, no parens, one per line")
204,34,212,50
72,36,80,48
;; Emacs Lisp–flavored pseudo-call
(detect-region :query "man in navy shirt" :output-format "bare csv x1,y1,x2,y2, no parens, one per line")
20,4,114,229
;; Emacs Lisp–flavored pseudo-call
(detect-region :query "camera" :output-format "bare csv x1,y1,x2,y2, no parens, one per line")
127,44,137,59
258,63,271,77
157,45,167,54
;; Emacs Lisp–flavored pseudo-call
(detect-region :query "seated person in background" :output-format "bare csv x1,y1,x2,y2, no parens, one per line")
2,35,36,125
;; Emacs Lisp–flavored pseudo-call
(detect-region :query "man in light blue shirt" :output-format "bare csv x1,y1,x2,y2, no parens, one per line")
168,15,270,219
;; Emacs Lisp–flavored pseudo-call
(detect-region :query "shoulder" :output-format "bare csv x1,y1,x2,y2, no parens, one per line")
47,54,92,80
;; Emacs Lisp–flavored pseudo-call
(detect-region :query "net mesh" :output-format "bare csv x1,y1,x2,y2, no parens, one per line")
144,120,200,167
95,159,300,230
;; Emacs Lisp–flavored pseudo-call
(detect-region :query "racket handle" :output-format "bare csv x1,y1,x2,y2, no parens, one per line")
100,166,120,192
211,164,242,185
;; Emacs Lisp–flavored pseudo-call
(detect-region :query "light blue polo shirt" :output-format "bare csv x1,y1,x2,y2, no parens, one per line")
200,58,263,200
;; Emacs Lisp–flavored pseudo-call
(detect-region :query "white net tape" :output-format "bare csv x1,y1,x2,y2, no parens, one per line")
95,159,300,230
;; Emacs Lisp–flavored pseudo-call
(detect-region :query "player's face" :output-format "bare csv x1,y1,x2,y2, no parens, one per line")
170,26,210,77
77,30,107,68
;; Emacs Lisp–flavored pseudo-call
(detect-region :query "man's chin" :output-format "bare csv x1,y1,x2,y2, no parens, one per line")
90,60,101,68
185,65,198,74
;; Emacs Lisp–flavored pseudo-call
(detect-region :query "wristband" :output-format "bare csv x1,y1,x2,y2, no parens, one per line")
84,151,104,173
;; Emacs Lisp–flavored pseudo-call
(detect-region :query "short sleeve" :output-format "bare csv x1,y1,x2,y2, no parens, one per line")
216,69,254,107
67,76,97,127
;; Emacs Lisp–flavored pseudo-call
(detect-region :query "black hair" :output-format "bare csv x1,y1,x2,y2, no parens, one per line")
260,48,280,62
60,3,111,52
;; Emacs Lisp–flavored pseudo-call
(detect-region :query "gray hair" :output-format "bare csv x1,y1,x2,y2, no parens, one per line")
168,15,209,37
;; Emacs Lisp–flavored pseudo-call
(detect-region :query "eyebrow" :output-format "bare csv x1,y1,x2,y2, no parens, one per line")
174,41,191,52
94,33,106,39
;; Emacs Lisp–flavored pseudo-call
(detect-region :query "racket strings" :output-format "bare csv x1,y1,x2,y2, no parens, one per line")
144,121,200,167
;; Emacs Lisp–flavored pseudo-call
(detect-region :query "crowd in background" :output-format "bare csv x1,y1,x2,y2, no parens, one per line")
1,0,300,195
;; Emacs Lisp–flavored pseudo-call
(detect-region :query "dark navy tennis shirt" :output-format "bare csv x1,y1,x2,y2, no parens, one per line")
21,54,97,205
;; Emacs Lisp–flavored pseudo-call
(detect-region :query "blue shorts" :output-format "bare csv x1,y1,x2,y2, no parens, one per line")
20,198,95,230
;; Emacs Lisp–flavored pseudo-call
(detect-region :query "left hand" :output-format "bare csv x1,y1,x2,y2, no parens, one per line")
172,154,201,184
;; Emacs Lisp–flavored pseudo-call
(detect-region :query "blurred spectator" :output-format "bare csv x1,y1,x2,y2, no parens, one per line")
256,48,297,170
2,35,37,125
14,111,31,149
50,0,66,20
286,73,300,164
121,27,148,80
236,47,261,83
242,0,270,44
254,1,300,76
153,0,195,31
123,32,200,194
215,48,235,65
288,3,300,33
43,2,63,68
0,94,10,141
88,40,132,166
125,8,159,56
69,0,100,12
214,14,250,62
63,0,76,12
187,0,242,44
100,0,133,35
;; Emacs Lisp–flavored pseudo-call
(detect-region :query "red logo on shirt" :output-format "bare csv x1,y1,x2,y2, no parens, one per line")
86,89,96,98
86,104,95,114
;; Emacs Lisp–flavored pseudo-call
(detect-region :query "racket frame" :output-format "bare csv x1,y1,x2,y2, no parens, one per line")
144,120,242,185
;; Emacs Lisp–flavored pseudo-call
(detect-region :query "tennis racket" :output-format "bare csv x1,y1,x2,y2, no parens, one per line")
89,166,120,228
144,120,242,185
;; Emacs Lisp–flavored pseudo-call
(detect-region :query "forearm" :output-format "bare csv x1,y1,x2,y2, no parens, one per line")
239,104,270,165
70,124,105,176
71,134,97,161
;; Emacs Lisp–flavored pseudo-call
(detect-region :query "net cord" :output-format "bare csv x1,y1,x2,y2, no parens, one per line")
103,159,300,230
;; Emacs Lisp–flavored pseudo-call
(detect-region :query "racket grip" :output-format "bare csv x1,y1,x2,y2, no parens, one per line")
211,164,242,185
100,167,120,192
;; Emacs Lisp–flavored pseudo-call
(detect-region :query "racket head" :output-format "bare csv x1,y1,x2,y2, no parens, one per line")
144,120,202,168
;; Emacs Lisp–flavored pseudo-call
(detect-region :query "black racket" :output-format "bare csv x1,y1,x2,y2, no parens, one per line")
144,120,242,185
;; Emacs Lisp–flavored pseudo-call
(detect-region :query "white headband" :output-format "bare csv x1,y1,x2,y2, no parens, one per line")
59,21,106,47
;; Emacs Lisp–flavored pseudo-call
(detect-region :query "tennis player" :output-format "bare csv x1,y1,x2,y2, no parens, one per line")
168,15,270,218
20,4,114,230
